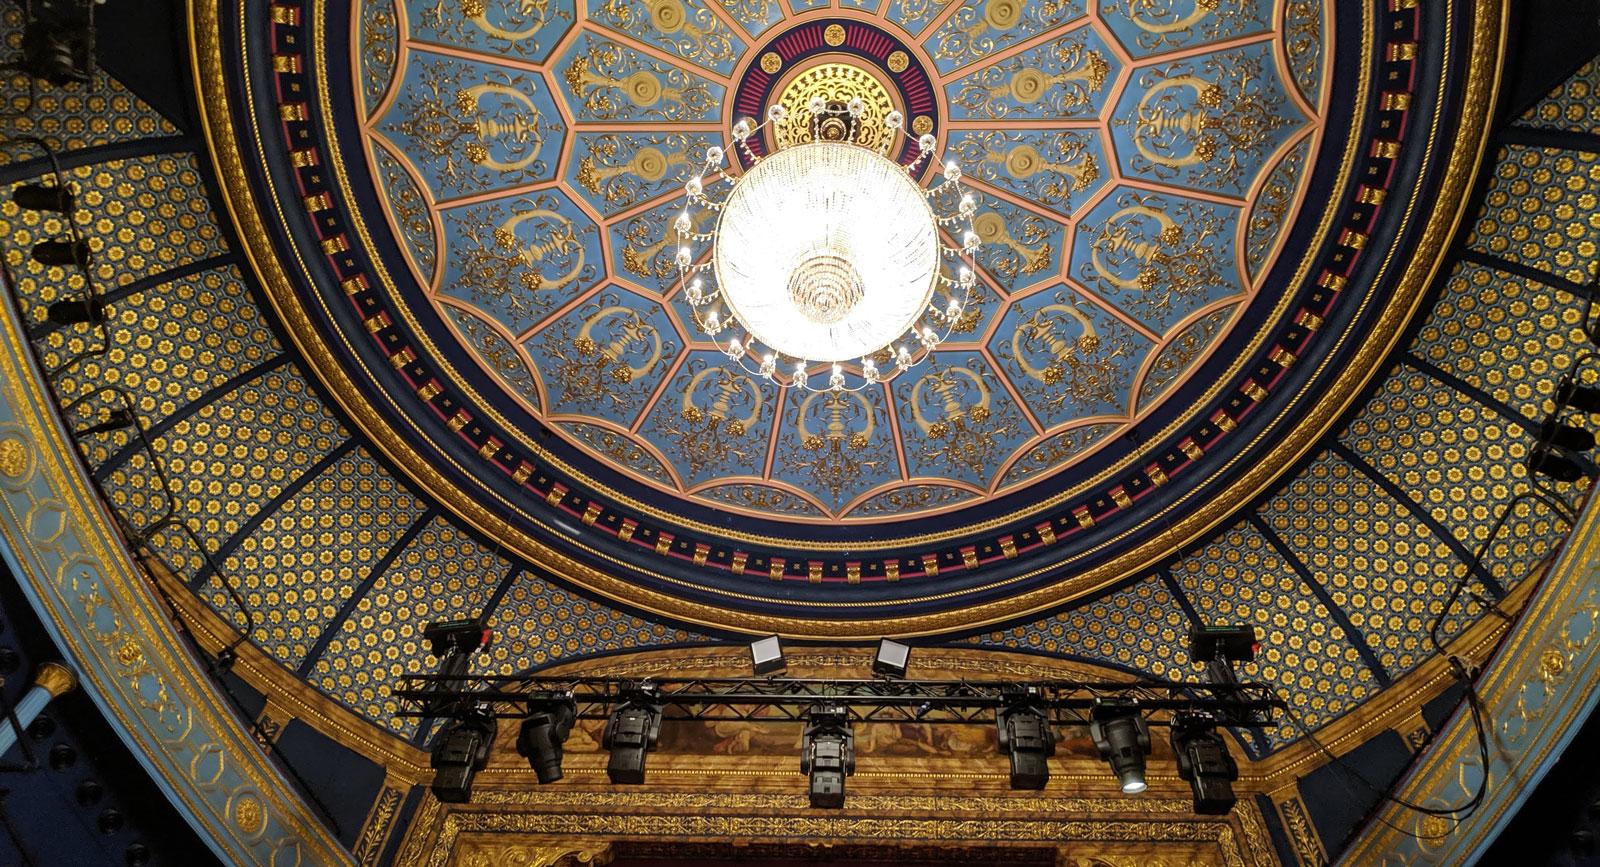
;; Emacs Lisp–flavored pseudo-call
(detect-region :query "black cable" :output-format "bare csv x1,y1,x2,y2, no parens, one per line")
55,385,260,653
138,557,343,838
1428,489,1569,659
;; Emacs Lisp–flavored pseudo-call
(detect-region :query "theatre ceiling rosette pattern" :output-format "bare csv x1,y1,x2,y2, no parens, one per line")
192,0,1515,638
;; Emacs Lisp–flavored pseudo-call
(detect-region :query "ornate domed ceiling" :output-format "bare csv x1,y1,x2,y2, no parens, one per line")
361,0,1321,524
200,0,1494,635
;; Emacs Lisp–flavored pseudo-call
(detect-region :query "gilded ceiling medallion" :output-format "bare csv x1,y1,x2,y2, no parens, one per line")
772,62,898,153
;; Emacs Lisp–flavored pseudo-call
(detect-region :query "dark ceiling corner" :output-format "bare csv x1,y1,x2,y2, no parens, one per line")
1499,0,1600,120
88,0,194,132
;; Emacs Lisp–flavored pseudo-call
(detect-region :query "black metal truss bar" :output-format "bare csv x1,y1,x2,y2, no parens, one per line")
393,676,1284,728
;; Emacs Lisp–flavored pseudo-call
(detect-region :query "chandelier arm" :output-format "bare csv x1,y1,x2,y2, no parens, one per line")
668,110,983,397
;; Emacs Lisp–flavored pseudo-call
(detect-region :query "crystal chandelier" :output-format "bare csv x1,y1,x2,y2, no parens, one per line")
673,98,980,393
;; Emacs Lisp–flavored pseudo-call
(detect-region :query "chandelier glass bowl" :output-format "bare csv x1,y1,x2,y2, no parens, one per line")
674,100,981,393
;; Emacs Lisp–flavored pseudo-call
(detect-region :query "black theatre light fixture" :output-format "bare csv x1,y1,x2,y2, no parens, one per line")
12,175,87,270
29,238,90,268
602,685,662,784
13,182,74,213
421,617,490,717
800,703,854,808
1529,373,1600,483
1089,699,1151,795
429,705,495,804
1170,712,1239,815
44,296,106,326
516,695,578,784
995,686,1055,790
1189,624,1257,686
19,0,96,85
873,638,911,678
750,635,785,676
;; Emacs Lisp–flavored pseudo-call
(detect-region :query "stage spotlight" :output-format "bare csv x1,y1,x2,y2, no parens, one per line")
996,688,1055,790
1089,700,1151,795
1528,374,1600,483
422,618,490,716
1529,445,1592,483
424,617,492,661
872,638,910,678
602,686,662,784
13,182,74,213
1540,419,1596,453
45,297,106,327
20,0,94,85
1170,713,1238,815
750,635,785,676
801,704,854,808
516,695,577,784
1190,624,1257,686
1557,377,1600,414
30,238,90,268
429,706,495,804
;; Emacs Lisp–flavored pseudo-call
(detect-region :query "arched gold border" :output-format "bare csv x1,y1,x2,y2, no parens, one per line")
193,0,1506,638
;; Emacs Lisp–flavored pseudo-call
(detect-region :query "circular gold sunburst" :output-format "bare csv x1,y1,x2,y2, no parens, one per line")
773,62,898,153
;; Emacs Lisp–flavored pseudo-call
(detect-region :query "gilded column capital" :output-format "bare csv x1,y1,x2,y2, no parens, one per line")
32,661,77,699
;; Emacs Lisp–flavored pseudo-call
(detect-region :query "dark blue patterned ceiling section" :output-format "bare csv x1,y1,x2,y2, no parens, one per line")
3,156,725,741
213,0,1513,634
951,75,1600,756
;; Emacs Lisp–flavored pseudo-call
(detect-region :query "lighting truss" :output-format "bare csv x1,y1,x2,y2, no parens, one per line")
394,675,1283,729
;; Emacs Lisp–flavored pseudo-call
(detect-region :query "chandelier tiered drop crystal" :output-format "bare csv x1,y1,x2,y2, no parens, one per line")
673,98,981,393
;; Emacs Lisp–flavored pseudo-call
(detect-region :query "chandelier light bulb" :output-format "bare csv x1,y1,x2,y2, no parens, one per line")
671,102,984,397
